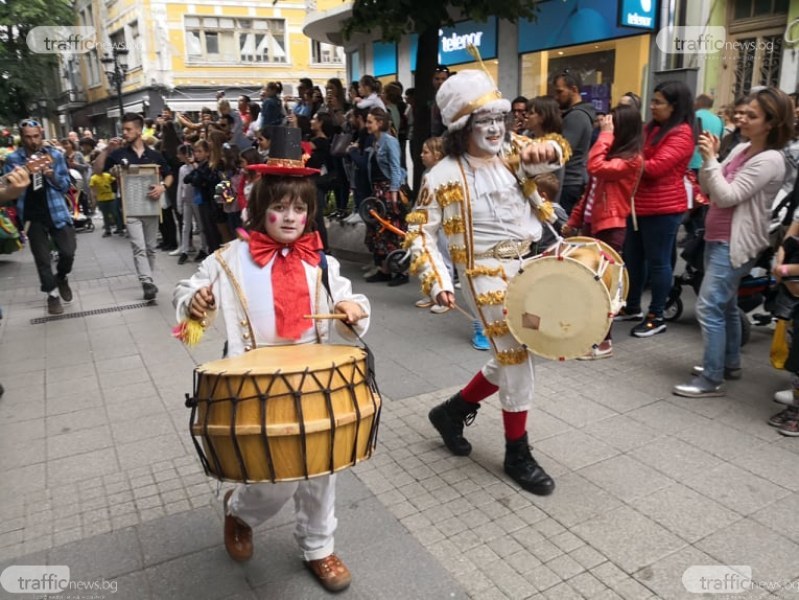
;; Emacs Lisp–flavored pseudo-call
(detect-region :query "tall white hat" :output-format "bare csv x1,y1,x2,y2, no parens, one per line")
436,69,511,131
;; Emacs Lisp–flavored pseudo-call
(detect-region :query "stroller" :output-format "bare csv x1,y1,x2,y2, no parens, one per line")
664,193,788,345
67,168,95,233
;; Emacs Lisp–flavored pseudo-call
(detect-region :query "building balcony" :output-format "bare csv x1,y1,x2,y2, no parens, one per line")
303,0,368,48
56,89,88,110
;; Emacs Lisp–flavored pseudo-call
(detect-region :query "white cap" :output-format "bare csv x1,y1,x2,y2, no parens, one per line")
436,70,511,131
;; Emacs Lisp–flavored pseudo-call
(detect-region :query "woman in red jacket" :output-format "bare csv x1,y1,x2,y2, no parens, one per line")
563,103,643,358
618,80,695,338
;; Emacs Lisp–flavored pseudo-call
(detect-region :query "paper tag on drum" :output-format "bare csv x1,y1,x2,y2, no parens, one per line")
522,312,541,330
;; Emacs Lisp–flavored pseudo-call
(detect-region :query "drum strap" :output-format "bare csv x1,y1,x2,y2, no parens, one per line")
318,252,379,392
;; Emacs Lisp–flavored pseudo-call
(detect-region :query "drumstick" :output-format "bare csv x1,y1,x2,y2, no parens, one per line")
451,303,476,322
304,313,350,320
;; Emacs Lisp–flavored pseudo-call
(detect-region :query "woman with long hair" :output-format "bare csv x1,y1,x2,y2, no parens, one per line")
674,87,794,398
563,103,644,358
526,96,563,138
619,80,695,338
350,107,407,284
307,112,336,251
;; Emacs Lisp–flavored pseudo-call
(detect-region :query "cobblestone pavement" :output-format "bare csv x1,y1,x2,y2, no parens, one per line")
1,218,798,599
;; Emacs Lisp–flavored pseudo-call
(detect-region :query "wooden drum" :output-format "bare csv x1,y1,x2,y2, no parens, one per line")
187,345,381,483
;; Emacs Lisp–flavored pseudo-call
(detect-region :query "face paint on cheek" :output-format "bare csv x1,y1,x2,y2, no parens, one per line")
267,213,278,223
301,216,307,225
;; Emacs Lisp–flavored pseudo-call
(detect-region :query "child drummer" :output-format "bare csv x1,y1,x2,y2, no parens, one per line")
173,127,369,593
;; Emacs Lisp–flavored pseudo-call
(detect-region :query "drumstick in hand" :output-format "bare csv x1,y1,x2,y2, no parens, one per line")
304,313,352,320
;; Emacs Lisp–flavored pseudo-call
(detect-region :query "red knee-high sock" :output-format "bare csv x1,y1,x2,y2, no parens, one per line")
502,410,528,441
460,371,498,404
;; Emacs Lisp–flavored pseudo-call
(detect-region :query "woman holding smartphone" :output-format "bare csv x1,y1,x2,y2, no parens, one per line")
673,87,794,398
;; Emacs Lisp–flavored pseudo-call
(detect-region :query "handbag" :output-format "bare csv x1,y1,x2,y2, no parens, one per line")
330,133,353,158
771,319,790,369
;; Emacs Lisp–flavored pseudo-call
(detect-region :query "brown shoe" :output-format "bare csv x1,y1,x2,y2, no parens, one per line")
305,553,352,592
223,490,253,562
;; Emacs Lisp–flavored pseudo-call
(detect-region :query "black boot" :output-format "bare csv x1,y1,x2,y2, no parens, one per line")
428,393,479,456
504,433,555,496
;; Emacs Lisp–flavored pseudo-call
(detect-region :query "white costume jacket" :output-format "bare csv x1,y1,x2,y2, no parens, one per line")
406,134,569,411
173,239,370,355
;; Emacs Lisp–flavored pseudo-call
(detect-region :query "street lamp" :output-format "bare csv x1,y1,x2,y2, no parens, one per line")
100,47,129,133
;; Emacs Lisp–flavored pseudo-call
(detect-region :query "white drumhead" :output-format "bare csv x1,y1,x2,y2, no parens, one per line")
505,256,612,360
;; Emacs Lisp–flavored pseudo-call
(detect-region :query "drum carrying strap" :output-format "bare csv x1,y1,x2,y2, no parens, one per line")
319,253,379,393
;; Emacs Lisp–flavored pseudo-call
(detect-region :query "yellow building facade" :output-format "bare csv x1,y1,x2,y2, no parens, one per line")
59,0,346,134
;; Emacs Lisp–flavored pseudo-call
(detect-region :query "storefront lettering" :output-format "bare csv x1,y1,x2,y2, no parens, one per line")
441,31,484,53
625,12,653,27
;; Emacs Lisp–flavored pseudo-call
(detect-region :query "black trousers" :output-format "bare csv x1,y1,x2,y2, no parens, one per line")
558,183,586,218
27,221,76,293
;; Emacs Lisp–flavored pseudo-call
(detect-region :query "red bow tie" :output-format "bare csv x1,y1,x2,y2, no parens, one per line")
248,231,323,340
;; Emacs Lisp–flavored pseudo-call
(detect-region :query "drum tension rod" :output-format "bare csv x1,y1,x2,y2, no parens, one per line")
185,393,198,408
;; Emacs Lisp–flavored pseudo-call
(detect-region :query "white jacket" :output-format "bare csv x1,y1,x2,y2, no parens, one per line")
173,239,370,357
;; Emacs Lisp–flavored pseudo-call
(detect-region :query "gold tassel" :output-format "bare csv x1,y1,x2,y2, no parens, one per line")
172,319,206,347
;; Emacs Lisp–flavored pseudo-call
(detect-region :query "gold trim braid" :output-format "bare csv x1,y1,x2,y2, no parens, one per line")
475,290,506,306
435,182,465,208
484,320,510,338
451,89,503,124
405,210,428,225
449,245,467,265
421,271,438,296
465,265,505,279
496,348,530,365
442,216,465,236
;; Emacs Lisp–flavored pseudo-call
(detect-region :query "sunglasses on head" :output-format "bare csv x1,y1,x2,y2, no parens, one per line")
19,119,41,129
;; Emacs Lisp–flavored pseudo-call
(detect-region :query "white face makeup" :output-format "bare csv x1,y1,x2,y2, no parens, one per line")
469,111,507,157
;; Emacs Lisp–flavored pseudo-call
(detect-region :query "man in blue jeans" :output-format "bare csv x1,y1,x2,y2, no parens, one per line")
4,120,75,315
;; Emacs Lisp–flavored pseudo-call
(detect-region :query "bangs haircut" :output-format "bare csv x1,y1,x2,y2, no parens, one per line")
246,176,317,235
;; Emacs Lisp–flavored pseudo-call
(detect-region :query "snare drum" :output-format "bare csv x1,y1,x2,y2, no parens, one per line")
504,238,627,360
187,345,381,483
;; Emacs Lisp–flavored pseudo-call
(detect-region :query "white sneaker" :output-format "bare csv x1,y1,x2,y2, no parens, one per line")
415,298,434,308
430,305,451,314
774,389,799,406
345,213,363,224
363,266,379,279
576,344,613,360
168,248,182,256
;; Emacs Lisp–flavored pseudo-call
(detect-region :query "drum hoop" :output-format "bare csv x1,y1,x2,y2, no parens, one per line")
506,255,612,360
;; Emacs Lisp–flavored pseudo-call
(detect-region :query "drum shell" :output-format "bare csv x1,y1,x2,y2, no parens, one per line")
189,345,380,483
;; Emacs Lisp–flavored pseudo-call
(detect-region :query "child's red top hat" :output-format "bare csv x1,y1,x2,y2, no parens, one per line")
247,126,320,177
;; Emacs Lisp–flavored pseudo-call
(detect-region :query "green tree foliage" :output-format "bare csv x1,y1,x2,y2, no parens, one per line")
0,0,74,124
343,0,539,189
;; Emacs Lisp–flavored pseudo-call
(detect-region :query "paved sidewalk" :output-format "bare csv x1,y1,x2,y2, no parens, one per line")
1,219,798,599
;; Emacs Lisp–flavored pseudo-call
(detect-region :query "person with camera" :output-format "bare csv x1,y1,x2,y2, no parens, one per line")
673,87,794,399
4,119,75,315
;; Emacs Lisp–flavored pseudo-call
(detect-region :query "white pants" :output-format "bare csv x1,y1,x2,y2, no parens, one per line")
461,256,535,412
228,474,337,561
126,215,159,283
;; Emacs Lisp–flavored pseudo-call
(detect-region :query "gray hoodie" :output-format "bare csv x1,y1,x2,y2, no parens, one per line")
561,102,597,188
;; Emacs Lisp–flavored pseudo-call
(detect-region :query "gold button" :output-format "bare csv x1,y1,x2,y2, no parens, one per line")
243,332,250,339
239,319,247,326
244,345,252,352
